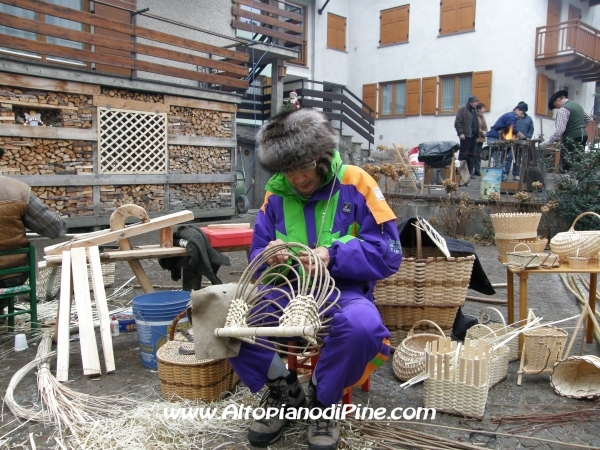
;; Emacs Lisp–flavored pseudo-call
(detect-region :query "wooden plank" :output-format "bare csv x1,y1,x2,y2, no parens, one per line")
168,135,237,148
93,95,169,113
134,60,248,90
135,26,249,62
232,6,304,34
0,73,100,95
135,43,248,77
87,246,115,373
55,251,72,382
163,95,237,113
0,12,134,53
234,0,304,22
70,247,101,376
44,210,194,256
0,99,79,110
3,0,134,35
0,124,97,141
7,173,235,187
232,20,304,46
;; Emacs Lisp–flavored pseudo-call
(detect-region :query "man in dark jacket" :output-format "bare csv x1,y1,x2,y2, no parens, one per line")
454,95,480,178
504,101,533,181
540,90,593,171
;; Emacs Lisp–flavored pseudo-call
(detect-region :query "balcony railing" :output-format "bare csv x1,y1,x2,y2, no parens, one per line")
0,0,249,92
535,20,600,81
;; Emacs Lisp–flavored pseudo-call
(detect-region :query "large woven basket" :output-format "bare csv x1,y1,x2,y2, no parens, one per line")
522,325,568,371
157,338,238,402
393,320,446,381
465,307,519,362
550,212,600,260
490,213,541,239
550,355,600,399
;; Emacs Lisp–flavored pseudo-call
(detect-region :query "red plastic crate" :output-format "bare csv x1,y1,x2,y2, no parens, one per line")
201,227,253,248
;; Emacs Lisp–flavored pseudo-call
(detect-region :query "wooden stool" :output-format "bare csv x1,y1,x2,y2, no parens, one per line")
286,341,370,405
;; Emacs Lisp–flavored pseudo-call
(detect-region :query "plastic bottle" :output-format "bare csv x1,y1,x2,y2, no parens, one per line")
110,316,120,337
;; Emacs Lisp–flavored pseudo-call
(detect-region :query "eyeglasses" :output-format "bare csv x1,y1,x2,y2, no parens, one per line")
281,160,317,177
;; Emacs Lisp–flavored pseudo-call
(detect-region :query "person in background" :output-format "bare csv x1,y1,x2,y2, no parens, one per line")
474,102,488,177
504,101,534,181
0,148,68,318
486,105,526,181
229,109,402,450
540,90,593,171
454,95,480,179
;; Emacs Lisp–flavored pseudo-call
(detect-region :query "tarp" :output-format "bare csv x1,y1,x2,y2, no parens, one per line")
417,141,459,168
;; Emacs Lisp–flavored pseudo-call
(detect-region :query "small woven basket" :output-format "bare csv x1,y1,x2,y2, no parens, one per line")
465,307,519,362
507,243,541,269
550,212,600,260
490,213,542,239
537,253,560,268
550,355,600,399
496,237,547,264
567,256,590,269
393,320,446,381
522,325,568,371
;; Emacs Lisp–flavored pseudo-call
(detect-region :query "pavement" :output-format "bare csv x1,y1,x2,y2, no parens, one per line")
1,211,599,450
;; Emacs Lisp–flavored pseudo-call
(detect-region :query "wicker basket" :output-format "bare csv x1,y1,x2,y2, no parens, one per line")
550,355,600,399
538,253,560,268
465,307,519,362
157,338,238,402
465,324,510,388
496,238,547,264
550,212,600,260
522,325,568,371
567,256,590,269
507,243,541,269
377,304,456,347
490,213,542,239
393,320,446,381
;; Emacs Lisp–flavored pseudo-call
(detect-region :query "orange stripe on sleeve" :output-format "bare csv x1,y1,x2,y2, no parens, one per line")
259,191,273,214
341,166,396,224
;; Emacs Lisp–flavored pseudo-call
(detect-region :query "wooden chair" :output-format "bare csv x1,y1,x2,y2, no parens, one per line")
0,245,37,331
392,144,420,193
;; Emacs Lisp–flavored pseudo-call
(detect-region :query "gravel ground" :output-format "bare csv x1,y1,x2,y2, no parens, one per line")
1,210,599,449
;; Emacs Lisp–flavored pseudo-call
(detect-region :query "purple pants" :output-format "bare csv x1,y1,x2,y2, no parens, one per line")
229,287,390,406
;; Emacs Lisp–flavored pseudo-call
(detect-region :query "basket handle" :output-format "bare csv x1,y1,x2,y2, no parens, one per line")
570,211,600,231
512,243,531,253
407,319,446,338
168,309,188,341
469,323,498,339
479,307,508,328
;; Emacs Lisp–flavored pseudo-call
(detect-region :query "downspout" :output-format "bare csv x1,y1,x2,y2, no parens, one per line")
318,0,331,15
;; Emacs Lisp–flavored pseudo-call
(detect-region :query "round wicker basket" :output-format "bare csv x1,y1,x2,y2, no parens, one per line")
549,212,600,260
490,213,541,240
550,355,600,399
393,320,446,381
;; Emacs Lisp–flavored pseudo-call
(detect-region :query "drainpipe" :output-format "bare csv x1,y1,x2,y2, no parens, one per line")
318,0,331,15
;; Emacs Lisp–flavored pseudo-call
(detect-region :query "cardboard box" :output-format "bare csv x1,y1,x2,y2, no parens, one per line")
201,227,253,248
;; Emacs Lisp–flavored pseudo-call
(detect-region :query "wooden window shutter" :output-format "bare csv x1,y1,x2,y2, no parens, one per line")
327,13,336,48
94,0,135,76
472,70,492,111
421,77,437,115
397,5,409,43
406,78,421,116
456,0,476,32
380,9,396,45
337,16,346,50
440,0,457,35
536,74,549,116
363,83,377,117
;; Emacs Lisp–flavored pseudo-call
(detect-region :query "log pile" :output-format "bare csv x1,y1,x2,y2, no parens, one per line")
100,87,163,103
169,183,231,211
100,185,165,215
0,86,92,127
168,107,232,138
169,146,232,174
32,186,93,217
0,139,93,175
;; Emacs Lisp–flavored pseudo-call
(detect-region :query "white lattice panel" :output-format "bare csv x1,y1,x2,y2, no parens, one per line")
98,108,168,174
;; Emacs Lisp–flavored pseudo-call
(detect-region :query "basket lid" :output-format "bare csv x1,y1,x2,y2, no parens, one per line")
156,339,219,366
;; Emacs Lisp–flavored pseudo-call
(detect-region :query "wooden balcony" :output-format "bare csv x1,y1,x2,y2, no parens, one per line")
0,0,249,92
535,20,600,82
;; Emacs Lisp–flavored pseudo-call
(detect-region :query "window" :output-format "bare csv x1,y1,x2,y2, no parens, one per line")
327,13,346,51
380,5,409,46
379,79,420,117
437,70,491,113
440,0,476,35
536,74,556,117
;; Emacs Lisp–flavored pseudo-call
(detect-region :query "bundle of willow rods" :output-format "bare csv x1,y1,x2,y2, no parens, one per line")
560,273,600,344
490,405,600,435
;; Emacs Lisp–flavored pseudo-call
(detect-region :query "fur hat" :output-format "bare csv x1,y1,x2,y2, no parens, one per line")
548,90,568,110
256,109,338,173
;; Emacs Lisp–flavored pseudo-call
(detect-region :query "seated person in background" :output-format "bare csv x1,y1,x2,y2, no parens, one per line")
486,105,526,181
0,148,67,315
229,109,402,450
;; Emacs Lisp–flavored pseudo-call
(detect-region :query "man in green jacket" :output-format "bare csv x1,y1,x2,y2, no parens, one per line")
540,90,593,171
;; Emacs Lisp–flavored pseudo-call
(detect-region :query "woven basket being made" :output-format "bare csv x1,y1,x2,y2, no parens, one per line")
507,243,541,269
465,324,510,388
465,307,520,362
550,212,600,260
157,339,238,402
490,213,542,239
393,320,446,381
522,326,568,371
550,355,600,399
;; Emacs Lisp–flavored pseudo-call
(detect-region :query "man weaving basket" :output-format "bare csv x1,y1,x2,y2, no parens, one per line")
229,109,402,449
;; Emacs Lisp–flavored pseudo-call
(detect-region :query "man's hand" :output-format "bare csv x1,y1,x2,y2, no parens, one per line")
459,133,465,140
265,239,290,266
299,247,330,275
516,131,526,140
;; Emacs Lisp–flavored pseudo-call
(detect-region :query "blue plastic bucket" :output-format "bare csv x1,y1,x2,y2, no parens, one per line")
480,168,502,200
132,291,190,369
